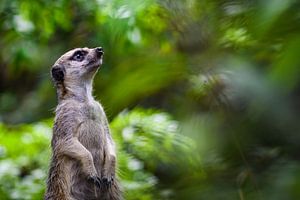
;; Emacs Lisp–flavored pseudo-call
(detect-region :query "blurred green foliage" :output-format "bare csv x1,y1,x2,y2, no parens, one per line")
1,0,300,199
0,121,51,199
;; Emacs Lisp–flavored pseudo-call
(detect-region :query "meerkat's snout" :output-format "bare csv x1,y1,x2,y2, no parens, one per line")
95,47,104,58
87,47,104,70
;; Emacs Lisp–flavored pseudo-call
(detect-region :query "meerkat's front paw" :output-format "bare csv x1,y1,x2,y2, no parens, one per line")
87,175,102,188
101,174,114,189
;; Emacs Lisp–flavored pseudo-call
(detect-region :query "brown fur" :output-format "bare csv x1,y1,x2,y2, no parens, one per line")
45,47,122,200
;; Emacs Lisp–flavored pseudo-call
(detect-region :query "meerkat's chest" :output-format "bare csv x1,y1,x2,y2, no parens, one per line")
77,102,106,149
82,102,105,122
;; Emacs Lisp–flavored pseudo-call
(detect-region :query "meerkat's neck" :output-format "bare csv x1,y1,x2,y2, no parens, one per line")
58,79,95,103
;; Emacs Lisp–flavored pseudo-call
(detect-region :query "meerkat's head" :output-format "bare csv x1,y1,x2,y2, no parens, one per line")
51,47,104,86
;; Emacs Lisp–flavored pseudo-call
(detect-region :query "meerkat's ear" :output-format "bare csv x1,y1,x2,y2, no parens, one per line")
51,64,65,83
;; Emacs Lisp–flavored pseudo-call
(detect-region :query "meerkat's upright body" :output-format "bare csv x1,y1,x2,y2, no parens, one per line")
45,47,121,200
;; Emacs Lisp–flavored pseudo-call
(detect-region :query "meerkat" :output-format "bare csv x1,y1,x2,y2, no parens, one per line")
45,47,122,200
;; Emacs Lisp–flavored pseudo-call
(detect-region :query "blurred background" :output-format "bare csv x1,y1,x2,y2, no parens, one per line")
1,0,300,199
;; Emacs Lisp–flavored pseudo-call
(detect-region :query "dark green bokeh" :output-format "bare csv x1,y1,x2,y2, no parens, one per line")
1,0,300,199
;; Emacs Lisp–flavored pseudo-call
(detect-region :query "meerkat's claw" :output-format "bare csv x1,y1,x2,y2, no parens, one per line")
101,175,114,189
101,177,109,189
88,175,102,188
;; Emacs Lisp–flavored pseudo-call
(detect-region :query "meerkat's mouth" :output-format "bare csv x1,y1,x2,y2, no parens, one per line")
87,57,102,69
88,59,101,67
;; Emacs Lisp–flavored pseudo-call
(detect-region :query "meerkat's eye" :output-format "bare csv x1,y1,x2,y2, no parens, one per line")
71,50,85,62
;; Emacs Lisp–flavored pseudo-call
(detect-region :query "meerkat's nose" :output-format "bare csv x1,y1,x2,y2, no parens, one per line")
95,47,104,58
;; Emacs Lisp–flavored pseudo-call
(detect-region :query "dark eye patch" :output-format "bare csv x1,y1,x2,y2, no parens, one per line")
71,50,87,62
